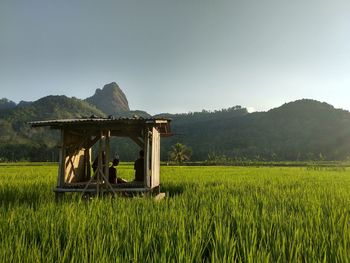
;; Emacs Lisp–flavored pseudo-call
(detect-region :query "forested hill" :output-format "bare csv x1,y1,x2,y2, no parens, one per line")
158,100,350,161
0,96,106,160
0,82,143,161
155,105,248,124
1,84,350,162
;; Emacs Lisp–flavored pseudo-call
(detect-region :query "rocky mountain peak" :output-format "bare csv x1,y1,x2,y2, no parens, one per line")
85,82,130,115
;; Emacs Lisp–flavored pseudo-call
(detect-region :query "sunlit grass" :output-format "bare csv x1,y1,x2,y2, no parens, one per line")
0,164,350,262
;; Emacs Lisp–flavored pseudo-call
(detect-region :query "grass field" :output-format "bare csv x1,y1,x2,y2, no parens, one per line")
0,164,350,262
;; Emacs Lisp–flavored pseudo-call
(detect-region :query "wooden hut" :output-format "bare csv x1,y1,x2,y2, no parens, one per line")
29,117,171,199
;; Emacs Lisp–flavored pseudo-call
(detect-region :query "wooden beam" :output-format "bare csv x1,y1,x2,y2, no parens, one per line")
85,135,100,149
57,129,65,187
130,136,144,148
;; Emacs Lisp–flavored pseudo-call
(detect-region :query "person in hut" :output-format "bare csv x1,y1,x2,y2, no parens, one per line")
108,157,127,184
134,149,144,182
108,158,119,184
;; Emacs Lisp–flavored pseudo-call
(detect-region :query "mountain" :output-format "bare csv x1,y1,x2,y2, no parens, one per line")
84,82,150,118
158,99,350,161
17,100,33,107
1,82,350,162
0,95,106,161
0,98,16,110
0,95,105,145
0,83,152,161
85,82,130,115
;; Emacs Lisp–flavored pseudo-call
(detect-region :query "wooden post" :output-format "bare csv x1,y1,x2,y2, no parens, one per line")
151,127,160,188
57,129,65,187
104,130,110,183
55,129,66,201
144,127,151,188
84,148,91,181
98,130,116,195
97,132,103,196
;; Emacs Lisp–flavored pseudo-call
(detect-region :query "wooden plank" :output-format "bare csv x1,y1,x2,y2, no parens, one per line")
154,192,166,201
153,120,169,124
53,187,150,193
151,127,160,188
65,155,77,183
64,149,86,183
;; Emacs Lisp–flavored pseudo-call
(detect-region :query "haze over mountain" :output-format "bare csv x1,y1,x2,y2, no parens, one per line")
0,83,350,162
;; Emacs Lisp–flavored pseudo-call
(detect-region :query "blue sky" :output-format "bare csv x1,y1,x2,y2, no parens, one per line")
1,0,349,114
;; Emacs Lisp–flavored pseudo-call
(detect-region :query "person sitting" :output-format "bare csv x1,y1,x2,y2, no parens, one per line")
108,158,119,184
109,158,127,184
134,150,144,182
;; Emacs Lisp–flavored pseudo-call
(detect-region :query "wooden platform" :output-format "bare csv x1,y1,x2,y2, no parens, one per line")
53,181,162,197
53,187,149,193
61,181,144,189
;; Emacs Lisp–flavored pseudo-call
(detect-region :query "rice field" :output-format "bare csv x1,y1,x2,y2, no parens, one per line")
0,164,350,262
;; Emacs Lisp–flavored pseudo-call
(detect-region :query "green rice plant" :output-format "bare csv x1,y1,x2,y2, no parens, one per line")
0,164,349,262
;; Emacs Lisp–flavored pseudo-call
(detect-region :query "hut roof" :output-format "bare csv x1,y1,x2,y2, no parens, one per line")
29,117,171,136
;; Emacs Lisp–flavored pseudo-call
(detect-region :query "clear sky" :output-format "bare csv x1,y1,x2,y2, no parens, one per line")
1,0,349,114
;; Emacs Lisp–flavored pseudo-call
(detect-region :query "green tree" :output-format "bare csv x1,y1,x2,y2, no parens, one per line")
168,143,192,163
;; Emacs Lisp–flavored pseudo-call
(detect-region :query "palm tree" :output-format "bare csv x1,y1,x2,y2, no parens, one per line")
168,143,192,163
